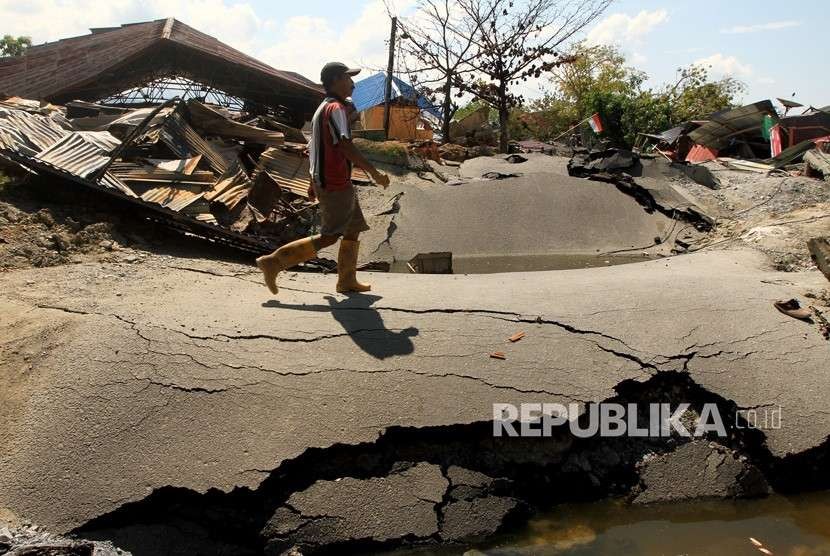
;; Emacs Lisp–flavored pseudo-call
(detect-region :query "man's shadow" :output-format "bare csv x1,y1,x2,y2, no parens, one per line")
263,294,418,359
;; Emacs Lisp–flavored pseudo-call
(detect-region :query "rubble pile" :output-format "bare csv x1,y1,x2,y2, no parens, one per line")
632,100,830,182
0,522,130,556
0,96,329,254
0,201,124,270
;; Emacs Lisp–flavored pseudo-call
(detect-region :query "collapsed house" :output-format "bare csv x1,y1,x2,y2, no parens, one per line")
0,19,336,254
0,18,322,125
630,99,830,181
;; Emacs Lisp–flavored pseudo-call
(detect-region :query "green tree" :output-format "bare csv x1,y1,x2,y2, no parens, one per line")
508,94,575,142
581,89,672,147
530,42,745,148
550,41,646,111
662,64,745,123
0,35,31,57
453,99,493,122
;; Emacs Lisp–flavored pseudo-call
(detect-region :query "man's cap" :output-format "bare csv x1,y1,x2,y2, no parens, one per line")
321,62,360,86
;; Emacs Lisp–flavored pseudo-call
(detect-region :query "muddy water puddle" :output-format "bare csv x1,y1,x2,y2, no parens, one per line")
387,491,830,555
486,492,830,555
390,253,657,274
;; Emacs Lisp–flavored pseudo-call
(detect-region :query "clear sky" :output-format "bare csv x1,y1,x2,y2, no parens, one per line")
1,0,827,108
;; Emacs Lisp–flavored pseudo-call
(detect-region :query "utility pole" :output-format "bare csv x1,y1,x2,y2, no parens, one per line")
383,16,397,140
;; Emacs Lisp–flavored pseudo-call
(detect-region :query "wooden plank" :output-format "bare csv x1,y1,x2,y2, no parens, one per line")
807,237,830,282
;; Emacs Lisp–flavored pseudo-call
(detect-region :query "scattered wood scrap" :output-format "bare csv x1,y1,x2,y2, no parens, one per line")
807,237,830,282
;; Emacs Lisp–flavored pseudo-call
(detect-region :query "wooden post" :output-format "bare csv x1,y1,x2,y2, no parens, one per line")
383,16,397,140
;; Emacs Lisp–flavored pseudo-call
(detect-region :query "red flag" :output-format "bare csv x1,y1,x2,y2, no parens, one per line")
770,124,783,157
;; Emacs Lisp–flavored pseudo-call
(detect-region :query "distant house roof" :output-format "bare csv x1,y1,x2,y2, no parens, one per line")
0,18,324,122
351,72,441,119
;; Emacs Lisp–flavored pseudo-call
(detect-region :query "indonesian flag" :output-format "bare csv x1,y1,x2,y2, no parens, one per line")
588,113,604,134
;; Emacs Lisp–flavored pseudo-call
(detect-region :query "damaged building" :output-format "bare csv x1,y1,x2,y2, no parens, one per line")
0,19,332,254
0,18,321,123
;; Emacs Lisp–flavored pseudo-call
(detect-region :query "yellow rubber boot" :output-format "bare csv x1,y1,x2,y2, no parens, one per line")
336,239,371,293
255,236,318,294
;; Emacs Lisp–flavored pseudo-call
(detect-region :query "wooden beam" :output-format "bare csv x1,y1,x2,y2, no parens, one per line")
808,237,830,282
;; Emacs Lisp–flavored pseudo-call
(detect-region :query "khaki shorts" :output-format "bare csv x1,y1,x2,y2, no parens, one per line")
313,182,370,237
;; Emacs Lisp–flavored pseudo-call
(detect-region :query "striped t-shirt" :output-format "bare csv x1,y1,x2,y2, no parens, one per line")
308,97,352,191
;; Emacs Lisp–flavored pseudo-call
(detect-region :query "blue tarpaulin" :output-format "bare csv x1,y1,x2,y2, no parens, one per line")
351,72,442,120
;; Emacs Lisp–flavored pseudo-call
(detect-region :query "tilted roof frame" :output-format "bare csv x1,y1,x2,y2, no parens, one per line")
0,18,324,123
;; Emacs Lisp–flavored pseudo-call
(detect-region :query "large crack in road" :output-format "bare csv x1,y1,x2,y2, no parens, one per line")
71,370,829,555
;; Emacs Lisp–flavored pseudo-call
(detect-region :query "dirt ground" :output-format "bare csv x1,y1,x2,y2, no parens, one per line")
0,172,250,272
662,162,830,271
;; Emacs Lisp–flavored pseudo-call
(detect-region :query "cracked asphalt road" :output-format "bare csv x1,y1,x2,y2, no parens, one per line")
0,248,828,532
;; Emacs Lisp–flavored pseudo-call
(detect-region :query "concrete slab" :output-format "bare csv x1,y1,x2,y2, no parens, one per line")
0,249,828,534
459,154,570,179
383,174,676,260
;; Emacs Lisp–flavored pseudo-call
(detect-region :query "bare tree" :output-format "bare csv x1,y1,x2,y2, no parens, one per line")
394,0,493,141
456,0,612,151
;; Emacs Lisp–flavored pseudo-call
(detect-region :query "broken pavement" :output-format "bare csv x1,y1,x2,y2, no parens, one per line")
1,247,828,553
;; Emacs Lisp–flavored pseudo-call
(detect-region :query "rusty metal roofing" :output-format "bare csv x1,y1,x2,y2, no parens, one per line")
687,100,777,149
256,147,370,197
34,131,120,178
0,18,324,120
110,160,215,187
186,100,284,145
140,185,203,211
100,171,138,197
258,147,310,198
205,164,251,211
0,107,68,155
0,97,318,254
160,111,228,175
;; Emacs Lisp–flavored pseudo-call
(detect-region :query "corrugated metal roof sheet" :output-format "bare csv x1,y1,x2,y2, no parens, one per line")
186,100,284,145
205,164,251,211
0,107,68,154
256,147,369,196
687,101,777,149
100,171,138,197
258,147,309,198
140,185,203,210
110,160,215,186
0,97,317,254
161,112,228,174
34,131,119,178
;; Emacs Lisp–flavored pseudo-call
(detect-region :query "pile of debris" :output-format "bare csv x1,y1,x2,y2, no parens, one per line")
634,100,830,183
567,146,637,176
0,522,129,556
0,95,329,254
0,200,126,270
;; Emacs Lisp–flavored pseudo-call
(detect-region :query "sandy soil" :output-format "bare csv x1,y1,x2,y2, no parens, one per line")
669,162,830,271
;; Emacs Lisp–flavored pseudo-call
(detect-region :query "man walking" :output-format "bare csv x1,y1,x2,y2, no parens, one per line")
256,62,390,295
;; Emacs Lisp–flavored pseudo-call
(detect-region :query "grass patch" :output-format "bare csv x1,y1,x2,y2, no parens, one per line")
354,138,410,167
